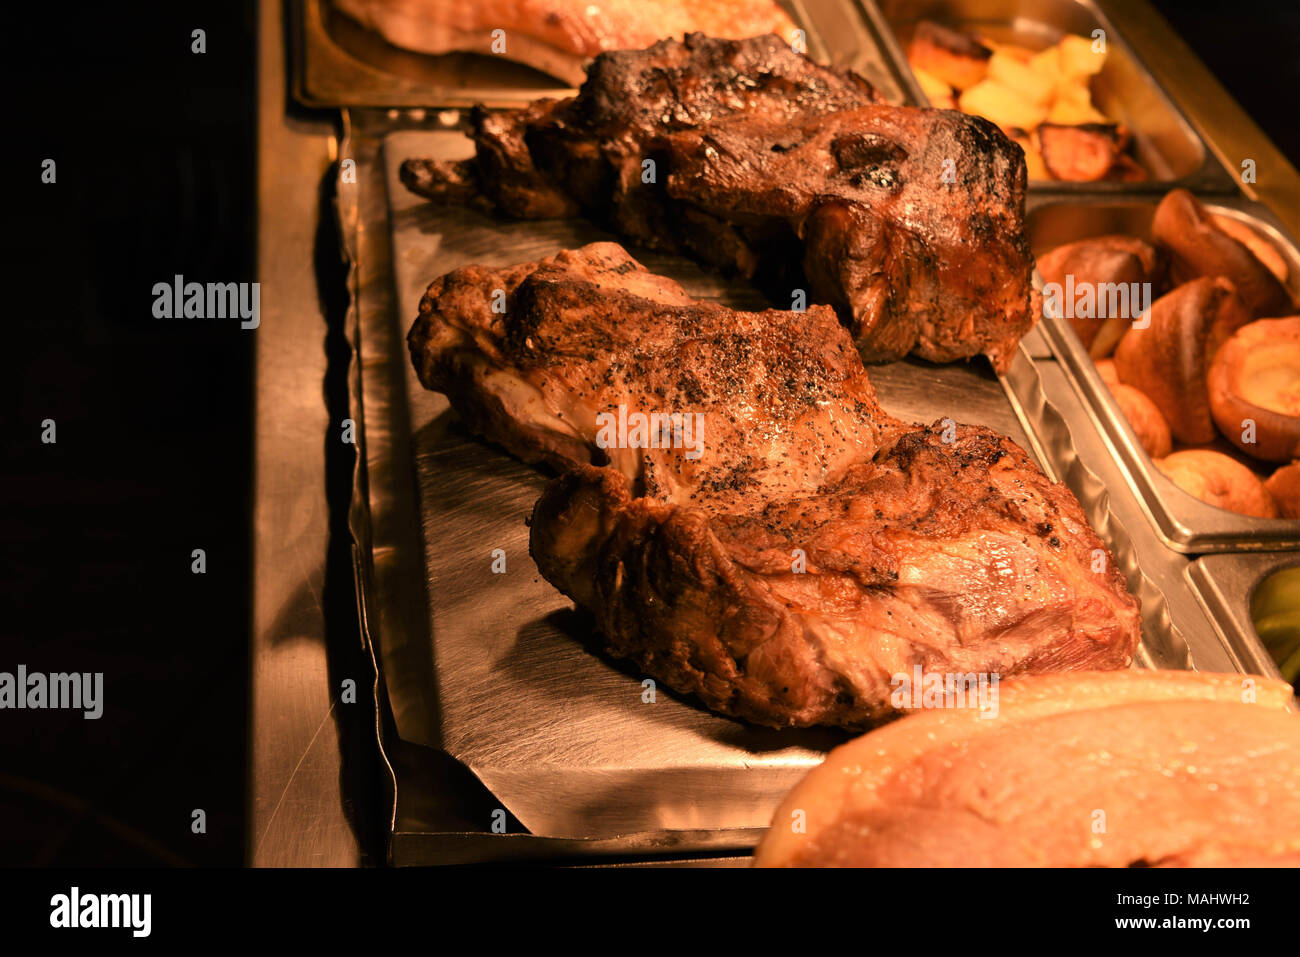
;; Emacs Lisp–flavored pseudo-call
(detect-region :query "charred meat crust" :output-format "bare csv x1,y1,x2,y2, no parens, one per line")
399,33,1035,373
411,242,1141,729
532,420,1139,729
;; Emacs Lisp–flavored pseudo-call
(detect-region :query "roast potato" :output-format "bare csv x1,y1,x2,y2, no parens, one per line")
1039,123,1124,181
921,26,1137,183
1058,33,1107,78
987,49,1055,106
909,21,990,91
958,79,1047,131
1046,78,1109,125
1005,127,1049,180
912,63,954,100
975,36,1035,63
1105,155,1148,183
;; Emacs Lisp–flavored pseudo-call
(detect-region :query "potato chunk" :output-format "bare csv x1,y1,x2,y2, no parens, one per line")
911,63,954,101
908,20,991,90
987,49,1055,107
1039,122,1122,181
958,79,1048,131
1059,33,1107,77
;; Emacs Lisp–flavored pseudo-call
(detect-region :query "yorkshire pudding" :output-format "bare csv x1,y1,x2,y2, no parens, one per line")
1210,214,1289,284
1107,382,1172,459
1266,462,1300,520
1155,449,1278,519
1113,277,1252,444
1152,190,1292,318
1036,235,1160,354
1208,317,1300,462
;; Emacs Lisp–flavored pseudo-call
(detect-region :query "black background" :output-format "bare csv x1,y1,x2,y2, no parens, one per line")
0,0,1297,868
3,3,256,865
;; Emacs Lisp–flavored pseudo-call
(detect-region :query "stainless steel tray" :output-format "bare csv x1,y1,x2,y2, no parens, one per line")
378,129,1038,846
1026,194,1300,553
295,0,905,109
1185,552,1296,682
335,116,1269,865
859,0,1233,191
295,0,1300,867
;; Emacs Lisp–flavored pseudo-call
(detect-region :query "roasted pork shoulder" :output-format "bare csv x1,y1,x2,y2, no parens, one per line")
408,243,885,504
401,33,1036,372
755,671,1300,866
409,243,1140,728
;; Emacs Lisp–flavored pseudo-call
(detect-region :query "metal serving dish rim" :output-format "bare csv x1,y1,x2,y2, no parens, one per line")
1026,192,1300,553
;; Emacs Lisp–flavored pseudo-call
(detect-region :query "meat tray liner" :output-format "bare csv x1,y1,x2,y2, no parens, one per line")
361,129,1199,851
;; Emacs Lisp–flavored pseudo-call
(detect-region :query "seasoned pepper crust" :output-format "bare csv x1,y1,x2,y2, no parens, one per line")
410,242,1140,729
399,33,1036,372
409,243,886,506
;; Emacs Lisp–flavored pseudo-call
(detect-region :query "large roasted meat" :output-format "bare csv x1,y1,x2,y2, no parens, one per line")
755,671,1300,866
409,242,1140,728
401,33,1036,372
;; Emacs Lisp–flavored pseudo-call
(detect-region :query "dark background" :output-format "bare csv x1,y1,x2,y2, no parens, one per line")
1160,0,1300,167
3,2,257,865
0,0,1297,867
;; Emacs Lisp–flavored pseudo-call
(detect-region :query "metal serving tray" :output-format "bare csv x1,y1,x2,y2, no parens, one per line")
333,114,1265,865
860,0,1232,191
1185,552,1295,682
377,129,1036,849
1026,195,1300,553
295,0,905,109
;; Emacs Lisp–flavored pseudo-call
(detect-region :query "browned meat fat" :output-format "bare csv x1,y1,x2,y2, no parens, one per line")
755,671,1300,866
